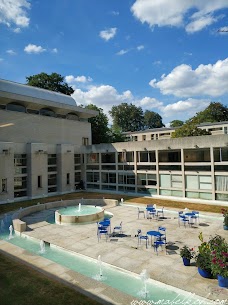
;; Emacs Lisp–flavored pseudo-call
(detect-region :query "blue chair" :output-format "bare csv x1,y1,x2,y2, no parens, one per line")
113,221,123,234
191,211,199,224
97,225,109,242
137,229,148,248
99,219,111,233
158,226,166,241
154,238,167,255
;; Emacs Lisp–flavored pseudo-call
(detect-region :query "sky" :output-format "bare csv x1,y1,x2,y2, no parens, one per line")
0,0,228,125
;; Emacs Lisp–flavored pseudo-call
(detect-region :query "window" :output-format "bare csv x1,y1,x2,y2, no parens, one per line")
214,147,228,162
86,172,99,183
40,108,56,117
38,176,42,188
101,172,116,184
126,151,134,162
7,102,26,113
137,173,157,186
224,127,228,134
82,137,89,145
66,173,70,185
101,153,115,163
160,174,182,189
142,135,146,141
184,148,210,162
159,150,181,162
74,154,81,164
1,178,7,192
215,176,228,192
87,153,99,163
185,175,212,190
133,136,138,141
66,112,79,121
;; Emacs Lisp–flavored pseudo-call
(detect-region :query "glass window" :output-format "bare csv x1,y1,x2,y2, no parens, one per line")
40,108,56,117
86,172,99,183
185,165,211,171
14,177,27,190
215,176,228,192
126,152,134,162
1,178,7,192
142,135,146,141
82,137,89,145
7,102,26,113
186,175,212,190
48,174,57,186
48,154,57,165
101,153,115,163
184,148,210,162
139,151,148,162
74,154,81,164
38,176,42,188
160,174,171,188
159,150,181,162
87,153,99,163
75,172,81,183
214,147,228,162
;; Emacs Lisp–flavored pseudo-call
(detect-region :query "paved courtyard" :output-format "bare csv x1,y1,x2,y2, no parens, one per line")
0,201,228,304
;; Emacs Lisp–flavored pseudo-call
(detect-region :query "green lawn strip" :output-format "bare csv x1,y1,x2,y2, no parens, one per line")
0,192,224,215
0,252,103,305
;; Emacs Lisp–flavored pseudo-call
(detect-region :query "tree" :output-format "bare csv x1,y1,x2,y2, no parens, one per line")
172,123,211,138
26,72,74,95
188,102,228,124
144,110,164,129
109,126,125,143
170,120,184,127
85,104,110,144
109,103,144,132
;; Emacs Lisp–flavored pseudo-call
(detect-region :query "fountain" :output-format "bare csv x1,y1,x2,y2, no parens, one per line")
98,255,103,278
8,225,13,240
139,269,149,299
78,203,81,212
39,240,46,254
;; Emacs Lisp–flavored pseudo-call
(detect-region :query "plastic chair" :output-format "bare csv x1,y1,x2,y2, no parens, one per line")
113,221,123,234
178,212,189,227
191,211,199,224
156,207,164,220
158,226,166,241
98,219,111,233
138,208,145,219
137,229,148,248
154,238,167,255
97,226,109,242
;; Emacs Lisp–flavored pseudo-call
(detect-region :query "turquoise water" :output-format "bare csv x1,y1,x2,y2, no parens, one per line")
58,205,102,216
0,232,210,304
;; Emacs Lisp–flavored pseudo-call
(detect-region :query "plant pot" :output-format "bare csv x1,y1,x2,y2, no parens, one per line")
223,225,228,230
182,257,190,266
218,275,228,288
198,267,212,278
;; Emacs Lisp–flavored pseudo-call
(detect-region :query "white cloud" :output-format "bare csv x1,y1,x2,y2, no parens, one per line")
24,44,46,54
65,75,93,84
218,26,228,34
0,0,30,28
99,27,117,41
161,98,210,118
153,60,161,65
137,45,144,51
138,97,163,108
0,58,4,62
52,48,58,53
116,49,129,56
13,27,21,33
6,49,17,55
111,11,119,16
150,58,228,97
131,0,228,33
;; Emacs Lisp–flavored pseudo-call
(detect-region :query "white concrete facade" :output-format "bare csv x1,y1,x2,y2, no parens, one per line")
0,79,98,204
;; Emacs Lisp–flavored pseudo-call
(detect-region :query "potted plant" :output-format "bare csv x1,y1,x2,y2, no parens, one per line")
221,208,228,230
180,245,195,266
210,235,228,288
195,232,212,278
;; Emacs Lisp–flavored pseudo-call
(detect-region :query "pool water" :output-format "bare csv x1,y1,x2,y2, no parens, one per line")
0,232,210,304
58,205,102,216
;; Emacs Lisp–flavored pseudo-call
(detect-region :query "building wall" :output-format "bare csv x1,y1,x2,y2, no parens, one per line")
0,110,92,145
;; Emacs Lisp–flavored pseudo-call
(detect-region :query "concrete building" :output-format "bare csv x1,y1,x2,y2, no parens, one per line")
0,79,97,203
123,122,228,142
82,135,228,202
0,78,228,204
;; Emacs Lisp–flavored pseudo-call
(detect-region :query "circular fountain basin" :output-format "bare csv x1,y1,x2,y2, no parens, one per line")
55,205,105,225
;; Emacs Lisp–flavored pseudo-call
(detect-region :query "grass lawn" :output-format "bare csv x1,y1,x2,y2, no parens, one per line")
0,252,103,305
0,191,225,215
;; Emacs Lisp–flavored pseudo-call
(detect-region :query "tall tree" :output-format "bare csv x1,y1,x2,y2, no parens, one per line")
109,103,144,132
170,120,184,127
172,123,211,138
26,72,74,95
144,110,164,129
85,104,110,144
188,102,228,124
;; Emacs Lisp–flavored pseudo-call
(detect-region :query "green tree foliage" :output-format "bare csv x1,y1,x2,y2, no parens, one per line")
144,110,164,129
109,126,125,143
170,120,184,127
172,123,211,138
109,103,144,132
188,102,228,124
26,72,74,95
85,104,110,144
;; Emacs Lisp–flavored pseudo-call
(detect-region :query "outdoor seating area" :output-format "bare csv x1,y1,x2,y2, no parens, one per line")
3,201,227,302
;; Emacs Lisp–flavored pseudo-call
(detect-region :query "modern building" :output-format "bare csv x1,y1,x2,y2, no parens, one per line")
123,122,228,142
0,78,228,204
0,79,98,204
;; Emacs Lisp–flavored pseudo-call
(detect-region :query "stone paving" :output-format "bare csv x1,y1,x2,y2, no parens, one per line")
1,202,228,304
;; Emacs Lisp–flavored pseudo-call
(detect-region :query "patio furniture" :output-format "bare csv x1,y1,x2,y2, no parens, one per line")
137,207,145,219
178,211,189,227
156,207,164,219
146,207,157,220
99,219,111,233
191,211,199,223
113,221,123,234
158,226,166,241
97,225,109,242
146,230,163,246
137,229,148,248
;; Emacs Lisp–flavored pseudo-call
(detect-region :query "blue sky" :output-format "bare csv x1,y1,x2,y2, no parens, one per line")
0,0,228,125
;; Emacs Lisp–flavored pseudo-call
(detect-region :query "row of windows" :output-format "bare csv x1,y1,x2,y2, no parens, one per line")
86,147,228,163
0,102,81,121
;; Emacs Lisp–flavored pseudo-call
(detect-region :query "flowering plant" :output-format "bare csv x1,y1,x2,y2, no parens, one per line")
221,208,228,226
210,235,228,278
180,245,195,260
195,232,211,271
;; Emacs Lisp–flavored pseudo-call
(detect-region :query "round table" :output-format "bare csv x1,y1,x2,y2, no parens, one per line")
147,230,162,246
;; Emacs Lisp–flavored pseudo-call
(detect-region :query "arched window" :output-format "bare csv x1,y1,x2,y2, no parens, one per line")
40,108,56,117
66,112,79,121
7,102,26,113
